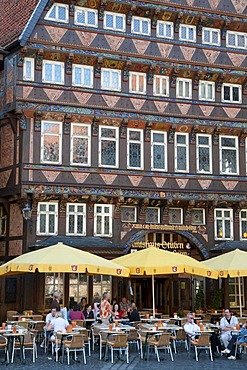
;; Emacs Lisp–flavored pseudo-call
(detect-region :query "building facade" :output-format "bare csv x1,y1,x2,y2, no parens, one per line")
0,0,247,320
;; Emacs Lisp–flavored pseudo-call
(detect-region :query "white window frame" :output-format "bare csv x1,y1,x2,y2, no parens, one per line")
151,130,167,171
156,20,174,39
176,78,192,99
174,132,189,173
103,11,126,32
127,128,144,170
145,207,160,224
101,68,121,91
131,16,151,36
129,72,146,94
66,203,86,236
199,80,215,101
202,27,221,46
74,6,98,27
191,208,206,225
72,64,93,88
222,83,242,104
121,206,137,223
214,208,233,240
226,31,247,49
196,134,212,174
153,75,169,97
219,135,239,175
98,126,119,168
240,209,247,240
168,208,183,225
229,277,245,308
23,57,34,81
94,204,113,237
42,60,64,85
44,3,69,23
70,123,91,166
41,121,62,164
179,24,196,42
37,202,58,235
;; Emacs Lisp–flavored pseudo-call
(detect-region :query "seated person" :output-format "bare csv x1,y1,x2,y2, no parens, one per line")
40,307,57,347
220,309,238,349
78,297,87,311
120,297,131,316
83,304,94,320
112,303,123,319
47,311,69,332
221,321,247,360
69,304,85,321
127,303,140,322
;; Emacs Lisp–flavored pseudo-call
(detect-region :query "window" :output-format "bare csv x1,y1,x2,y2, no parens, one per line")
0,206,6,236
214,208,233,240
151,131,167,171
179,24,196,42
229,278,244,308
41,121,62,164
219,136,239,175
153,75,169,97
23,58,34,81
121,206,137,222
176,78,192,99
199,81,215,101
101,68,121,91
131,16,151,35
70,123,91,166
191,209,205,225
72,65,93,88
45,3,69,23
42,60,64,85
196,134,212,173
93,275,111,301
103,12,126,32
202,27,220,46
175,133,189,172
168,208,183,225
69,274,88,304
222,83,242,104
226,31,247,49
240,210,247,240
44,273,64,308
74,6,98,27
66,203,86,236
127,128,143,169
94,204,113,237
129,72,146,94
37,202,58,235
146,207,160,224
99,126,119,168
156,21,173,39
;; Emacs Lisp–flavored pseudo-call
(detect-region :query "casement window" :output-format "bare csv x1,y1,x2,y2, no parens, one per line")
121,206,137,222
37,202,58,235
175,133,189,172
168,208,183,225
127,128,143,170
156,21,174,39
74,6,98,27
240,210,247,240
146,207,160,224
103,12,126,32
72,65,93,88
214,208,233,240
199,81,215,101
41,121,62,164
226,31,247,49
45,3,69,23
129,72,146,94
101,68,121,91
151,131,167,171
0,206,6,236
44,273,64,308
179,24,196,42
176,78,192,99
94,204,113,237
229,278,244,308
202,27,221,46
70,123,91,166
191,209,205,225
219,136,239,175
66,203,86,236
131,16,151,36
42,60,64,85
222,83,242,104
99,126,119,168
23,58,34,81
153,75,169,97
196,134,212,174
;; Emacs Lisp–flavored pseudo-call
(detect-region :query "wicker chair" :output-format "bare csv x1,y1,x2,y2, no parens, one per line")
12,332,37,363
127,328,141,354
171,328,188,353
147,332,174,362
107,333,129,364
63,334,86,365
78,328,91,356
190,333,213,361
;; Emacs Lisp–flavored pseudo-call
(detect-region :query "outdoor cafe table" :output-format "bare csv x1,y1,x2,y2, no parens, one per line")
0,328,27,364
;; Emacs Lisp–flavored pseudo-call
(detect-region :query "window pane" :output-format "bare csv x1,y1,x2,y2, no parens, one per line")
153,145,165,169
116,16,123,30
58,6,66,20
129,143,141,167
77,11,85,24
101,140,116,166
232,87,239,101
224,86,231,100
88,11,96,25
177,147,187,170
199,147,210,172
106,14,113,28
48,215,55,233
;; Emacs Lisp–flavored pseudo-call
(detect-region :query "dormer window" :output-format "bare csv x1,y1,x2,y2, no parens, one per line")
45,3,69,23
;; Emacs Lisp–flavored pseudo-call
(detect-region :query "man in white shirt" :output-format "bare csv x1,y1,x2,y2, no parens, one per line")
220,309,238,350
45,308,57,327
184,313,200,340
48,311,69,332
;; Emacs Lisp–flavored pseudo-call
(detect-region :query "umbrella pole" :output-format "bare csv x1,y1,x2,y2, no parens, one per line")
238,276,242,318
152,274,155,318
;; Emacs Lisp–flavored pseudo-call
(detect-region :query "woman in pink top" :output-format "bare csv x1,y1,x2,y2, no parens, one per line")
69,304,85,320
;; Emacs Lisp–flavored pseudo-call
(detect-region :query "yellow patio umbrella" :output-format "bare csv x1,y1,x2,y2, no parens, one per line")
0,242,129,277
113,247,218,317
201,249,247,317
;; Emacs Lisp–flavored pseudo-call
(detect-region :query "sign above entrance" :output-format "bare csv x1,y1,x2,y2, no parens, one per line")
124,223,206,234
131,241,192,255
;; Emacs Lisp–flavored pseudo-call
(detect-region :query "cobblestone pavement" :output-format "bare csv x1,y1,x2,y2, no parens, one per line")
3,346,247,370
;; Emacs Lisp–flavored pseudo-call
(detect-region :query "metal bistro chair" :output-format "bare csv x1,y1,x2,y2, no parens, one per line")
99,330,108,360
107,333,129,364
0,334,9,363
147,332,174,362
234,335,247,358
171,328,188,353
78,328,91,356
127,328,141,355
12,332,37,363
92,324,103,351
190,333,213,361
63,334,86,365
